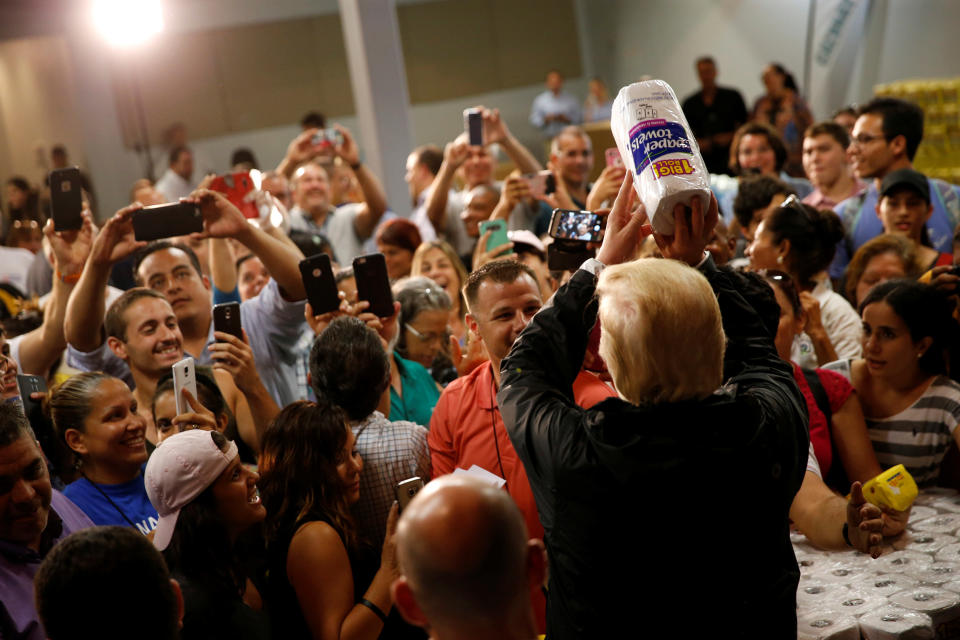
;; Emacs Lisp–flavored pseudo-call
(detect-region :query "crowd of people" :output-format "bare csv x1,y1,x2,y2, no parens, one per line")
2,53,960,639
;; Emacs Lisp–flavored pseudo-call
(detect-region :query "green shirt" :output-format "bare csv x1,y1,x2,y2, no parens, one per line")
390,354,440,427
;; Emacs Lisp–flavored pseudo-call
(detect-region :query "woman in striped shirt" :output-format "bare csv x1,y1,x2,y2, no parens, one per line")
824,279,960,487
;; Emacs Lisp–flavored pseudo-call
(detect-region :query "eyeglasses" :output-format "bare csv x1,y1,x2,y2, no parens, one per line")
850,133,886,147
405,323,450,344
778,194,812,222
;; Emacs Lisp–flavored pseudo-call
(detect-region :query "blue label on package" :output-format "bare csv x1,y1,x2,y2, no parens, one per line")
629,120,693,173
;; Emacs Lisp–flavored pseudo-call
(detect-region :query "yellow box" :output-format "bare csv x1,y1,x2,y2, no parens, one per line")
861,465,918,512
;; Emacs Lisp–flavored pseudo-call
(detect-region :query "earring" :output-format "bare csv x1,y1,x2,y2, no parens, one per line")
917,352,924,359
776,256,784,265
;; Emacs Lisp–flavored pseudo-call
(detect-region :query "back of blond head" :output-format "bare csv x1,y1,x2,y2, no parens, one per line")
597,259,724,405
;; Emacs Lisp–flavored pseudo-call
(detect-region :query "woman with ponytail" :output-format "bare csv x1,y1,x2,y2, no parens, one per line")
747,195,862,367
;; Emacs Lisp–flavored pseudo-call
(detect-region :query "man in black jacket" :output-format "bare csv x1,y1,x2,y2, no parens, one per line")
498,175,809,638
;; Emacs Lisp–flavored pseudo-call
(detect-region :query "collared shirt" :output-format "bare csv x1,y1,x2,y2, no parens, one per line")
66,279,308,407
154,168,196,202
0,491,93,640
288,203,366,263
529,90,583,139
351,411,430,547
802,177,866,210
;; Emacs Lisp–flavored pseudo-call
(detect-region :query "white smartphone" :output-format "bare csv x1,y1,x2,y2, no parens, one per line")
171,357,198,416
395,477,425,513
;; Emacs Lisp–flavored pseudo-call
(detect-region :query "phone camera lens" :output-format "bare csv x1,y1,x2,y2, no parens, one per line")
312,268,321,278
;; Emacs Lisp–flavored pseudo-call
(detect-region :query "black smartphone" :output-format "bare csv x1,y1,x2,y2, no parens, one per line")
17,374,47,424
132,202,203,241
464,108,483,146
548,209,605,243
213,302,242,341
299,253,340,315
395,477,424,513
49,167,83,231
353,253,394,318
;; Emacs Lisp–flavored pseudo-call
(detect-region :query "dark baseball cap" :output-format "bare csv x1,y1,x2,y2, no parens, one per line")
880,168,930,203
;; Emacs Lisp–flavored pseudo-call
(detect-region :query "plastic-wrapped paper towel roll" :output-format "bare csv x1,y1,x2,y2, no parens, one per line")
911,513,960,534
907,505,939,522
888,588,960,625
797,581,852,606
851,573,920,597
858,605,935,640
610,80,711,235
832,592,889,617
818,561,870,584
936,542,960,562
929,499,960,514
876,550,934,573
904,531,953,553
796,609,860,640
907,561,960,587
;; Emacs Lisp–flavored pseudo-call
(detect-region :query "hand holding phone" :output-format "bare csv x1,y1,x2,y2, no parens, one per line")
132,202,203,241
464,108,483,146
605,148,625,169
172,357,198,416
300,254,341,315
209,172,258,219
213,302,242,341
479,220,513,256
353,253,394,318
395,477,425,513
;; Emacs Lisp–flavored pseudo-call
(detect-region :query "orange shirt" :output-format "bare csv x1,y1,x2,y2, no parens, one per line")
428,361,614,633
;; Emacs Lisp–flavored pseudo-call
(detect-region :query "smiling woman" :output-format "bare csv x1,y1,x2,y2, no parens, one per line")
50,372,158,533
823,280,960,487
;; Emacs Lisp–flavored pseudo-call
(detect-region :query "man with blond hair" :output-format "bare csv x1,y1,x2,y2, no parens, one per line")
498,175,809,637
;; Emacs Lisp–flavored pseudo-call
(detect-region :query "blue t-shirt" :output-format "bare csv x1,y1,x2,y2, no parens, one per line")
830,177,960,279
390,354,441,428
63,471,158,535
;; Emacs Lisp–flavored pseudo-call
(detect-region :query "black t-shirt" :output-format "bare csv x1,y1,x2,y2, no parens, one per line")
682,86,748,175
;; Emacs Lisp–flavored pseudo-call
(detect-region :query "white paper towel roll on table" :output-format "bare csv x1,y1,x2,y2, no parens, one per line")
796,553,837,577
851,573,920,598
832,592,889,617
929,499,960,514
858,605,935,640
912,514,960,535
876,550,934,573
907,505,939,522
936,542,960,562
904,531,953,553
888,588,960,626
610,80,711,236
796,609,860,640
907,561,960,587
797,581,852,606
818,561,870,584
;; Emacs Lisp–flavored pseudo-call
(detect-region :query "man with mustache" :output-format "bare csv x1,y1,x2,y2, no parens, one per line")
0,403,93,640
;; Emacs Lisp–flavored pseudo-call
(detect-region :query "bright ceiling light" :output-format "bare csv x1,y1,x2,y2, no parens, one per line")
92,0,164,47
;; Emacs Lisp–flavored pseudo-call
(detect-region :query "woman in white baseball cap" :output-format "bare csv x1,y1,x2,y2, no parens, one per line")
145,429,268,639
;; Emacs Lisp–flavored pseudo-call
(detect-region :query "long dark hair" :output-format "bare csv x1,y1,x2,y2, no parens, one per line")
259,401,357,550
162,431,247,602
859,279,958,377
765,198,845,289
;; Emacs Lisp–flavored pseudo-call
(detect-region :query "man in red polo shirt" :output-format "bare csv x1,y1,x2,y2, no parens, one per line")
428,259,614,631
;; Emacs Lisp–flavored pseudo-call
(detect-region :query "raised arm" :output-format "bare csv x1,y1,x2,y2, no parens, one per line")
483,107,541,174
332,125,388,240
64,204,146,352
17,213,95,374
277,128,332,179
424,138,469,233
190,189,306,301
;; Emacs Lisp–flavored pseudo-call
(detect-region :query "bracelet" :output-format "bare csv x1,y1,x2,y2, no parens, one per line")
56,269,81,284
360,598,388,624
842,522,852,547
350,161,362,171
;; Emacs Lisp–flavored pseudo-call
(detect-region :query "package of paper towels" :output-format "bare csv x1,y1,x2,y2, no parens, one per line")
610,79,711,235
858,605,934,640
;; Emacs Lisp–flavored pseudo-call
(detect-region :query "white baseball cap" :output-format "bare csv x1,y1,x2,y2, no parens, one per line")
145,429,238,551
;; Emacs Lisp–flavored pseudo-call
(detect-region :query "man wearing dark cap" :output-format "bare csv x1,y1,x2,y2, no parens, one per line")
876,168,953,268
829,97,960,279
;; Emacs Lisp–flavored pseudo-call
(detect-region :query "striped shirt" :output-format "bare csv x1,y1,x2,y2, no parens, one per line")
823,359,960,487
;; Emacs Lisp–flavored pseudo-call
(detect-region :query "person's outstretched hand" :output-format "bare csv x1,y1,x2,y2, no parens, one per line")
651,193,719,267
594,173,649,266
847,481,884,558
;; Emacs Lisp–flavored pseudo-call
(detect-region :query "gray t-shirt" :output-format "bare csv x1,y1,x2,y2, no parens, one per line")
289,203,366,263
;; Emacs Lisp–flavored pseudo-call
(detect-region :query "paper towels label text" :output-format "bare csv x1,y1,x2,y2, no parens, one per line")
629,121,693,172
652,158,696,179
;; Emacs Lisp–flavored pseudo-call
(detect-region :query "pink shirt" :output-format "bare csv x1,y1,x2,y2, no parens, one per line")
802,178,867,210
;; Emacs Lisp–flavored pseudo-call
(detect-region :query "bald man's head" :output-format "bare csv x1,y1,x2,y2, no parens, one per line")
392,476,544,634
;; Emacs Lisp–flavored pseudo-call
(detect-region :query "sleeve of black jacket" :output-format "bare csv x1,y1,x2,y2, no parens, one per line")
498,258,809,528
